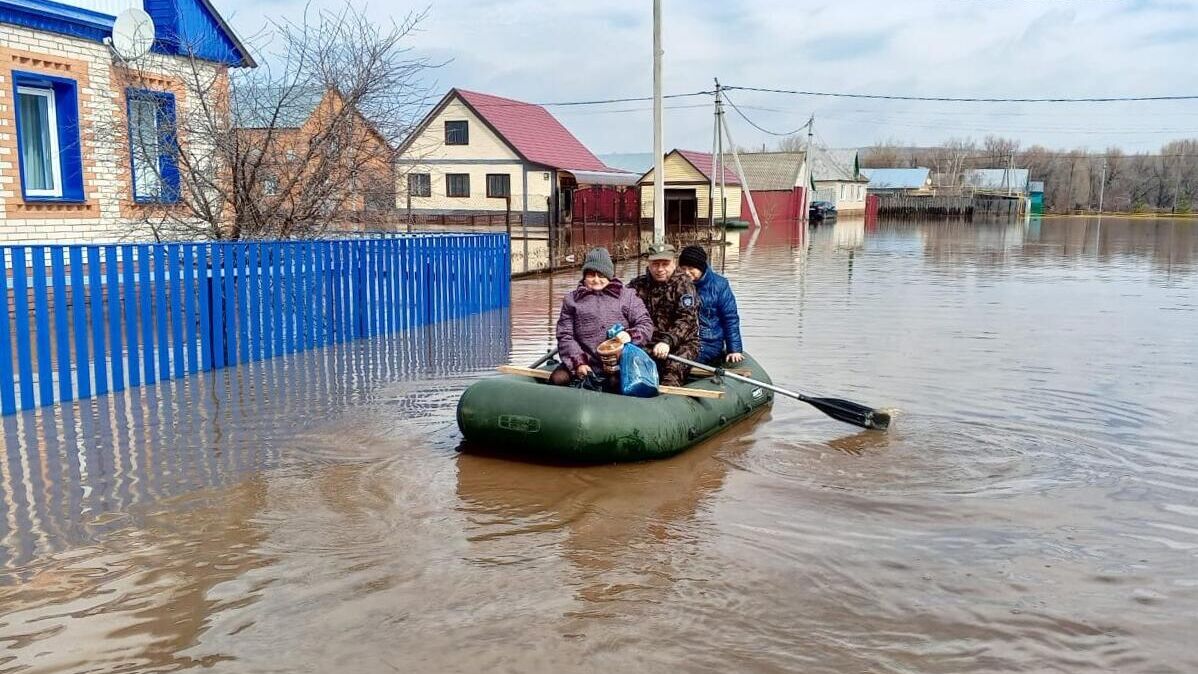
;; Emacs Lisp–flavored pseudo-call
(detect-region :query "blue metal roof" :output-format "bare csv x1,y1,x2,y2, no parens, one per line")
862,167,930,190
0,0,114,41
0,0,254,67
963,169,1030,193
146,0,254,67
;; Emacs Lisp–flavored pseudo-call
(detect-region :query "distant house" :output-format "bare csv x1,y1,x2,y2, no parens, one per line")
233,87,396,217
397,88,635,226
962,168,1030,195
638,149,741,228
862,168,933,195
734,151,807,224
810,149,869,213
0,0,254,243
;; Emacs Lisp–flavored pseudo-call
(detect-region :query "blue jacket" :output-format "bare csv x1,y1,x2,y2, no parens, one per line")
694,268,743,362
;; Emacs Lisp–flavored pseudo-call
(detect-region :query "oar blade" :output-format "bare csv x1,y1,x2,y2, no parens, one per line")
805,397,891,431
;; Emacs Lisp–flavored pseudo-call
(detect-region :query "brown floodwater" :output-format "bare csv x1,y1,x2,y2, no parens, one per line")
1,217,1196,673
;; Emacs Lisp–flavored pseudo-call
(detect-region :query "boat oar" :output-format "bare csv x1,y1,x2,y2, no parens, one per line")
529,348,559,369
668,354,892,431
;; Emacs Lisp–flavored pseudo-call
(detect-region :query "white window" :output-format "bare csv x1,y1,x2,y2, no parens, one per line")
129,96,162,200
408,173,431,197
263,176,279,196
16,86,63,198
127,89,179,203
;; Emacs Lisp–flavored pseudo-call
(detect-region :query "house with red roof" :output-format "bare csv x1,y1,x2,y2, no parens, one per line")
637,149,743,228
397,88,636,227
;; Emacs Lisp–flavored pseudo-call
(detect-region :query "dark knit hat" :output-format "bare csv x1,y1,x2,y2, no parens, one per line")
678,245,708,273
581,247,615,279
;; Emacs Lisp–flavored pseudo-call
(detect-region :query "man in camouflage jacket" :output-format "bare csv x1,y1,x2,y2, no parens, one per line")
628,243,700,386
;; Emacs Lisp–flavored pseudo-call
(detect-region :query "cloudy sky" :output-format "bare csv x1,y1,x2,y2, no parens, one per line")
212,0,1198,154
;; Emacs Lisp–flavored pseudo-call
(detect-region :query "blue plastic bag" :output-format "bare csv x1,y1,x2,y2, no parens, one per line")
619,343,659,397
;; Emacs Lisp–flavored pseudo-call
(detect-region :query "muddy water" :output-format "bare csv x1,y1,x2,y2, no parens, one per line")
1,217,1196,673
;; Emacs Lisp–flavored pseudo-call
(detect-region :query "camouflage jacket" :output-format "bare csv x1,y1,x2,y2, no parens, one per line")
628,269,700,350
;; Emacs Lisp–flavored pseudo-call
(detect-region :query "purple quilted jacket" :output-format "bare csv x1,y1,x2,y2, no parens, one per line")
556,278,654,371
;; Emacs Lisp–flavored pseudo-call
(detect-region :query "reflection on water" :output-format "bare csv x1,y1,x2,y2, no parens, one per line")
456,410,768,607
2,217,1197,673
0,310,511,572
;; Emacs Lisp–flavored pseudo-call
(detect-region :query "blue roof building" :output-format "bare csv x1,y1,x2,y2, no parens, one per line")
862,167,932,193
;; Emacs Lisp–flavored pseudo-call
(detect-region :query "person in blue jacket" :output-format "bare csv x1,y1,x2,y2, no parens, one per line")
677,245,744,365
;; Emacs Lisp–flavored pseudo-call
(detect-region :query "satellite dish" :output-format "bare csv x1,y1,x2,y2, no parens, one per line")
110,8,156,61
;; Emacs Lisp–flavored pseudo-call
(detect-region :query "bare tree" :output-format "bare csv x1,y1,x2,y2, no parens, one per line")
982,135,1020,167
105,3,439,241
930,137,976,189
861,139,908,168
776,134,805,153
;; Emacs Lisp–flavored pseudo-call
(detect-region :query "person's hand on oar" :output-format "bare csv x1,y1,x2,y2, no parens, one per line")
668,354,893,431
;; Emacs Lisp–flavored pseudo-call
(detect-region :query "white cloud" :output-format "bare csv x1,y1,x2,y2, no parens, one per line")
213,0,1198,154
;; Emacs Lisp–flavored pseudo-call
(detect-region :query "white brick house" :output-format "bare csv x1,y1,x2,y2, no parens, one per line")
0,0,253,244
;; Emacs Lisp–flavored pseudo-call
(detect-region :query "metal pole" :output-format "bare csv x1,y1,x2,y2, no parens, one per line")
505,195,512,242
709,80,719,230
1173,151,1184,213
652,0,665,245
406,190,413,233
1007,152,1015,205
803,115,814,221
1098,156,1107,214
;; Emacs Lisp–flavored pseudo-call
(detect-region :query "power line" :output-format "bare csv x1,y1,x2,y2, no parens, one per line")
723,85,1198,104
825,115,1198,136
464,91,713,108
554,103,710,116
793,106,1198,119
860,149,1197,161
722,92,811,137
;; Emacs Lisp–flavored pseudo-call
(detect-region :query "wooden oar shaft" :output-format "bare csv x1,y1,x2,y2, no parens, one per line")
529,348,560,369
667,354,807,402
497,365,723,399
498,365,553,380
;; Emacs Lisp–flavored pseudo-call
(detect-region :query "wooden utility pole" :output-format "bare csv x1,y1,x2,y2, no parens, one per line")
717,83,726,231
652,0,665,244
709,80,719,230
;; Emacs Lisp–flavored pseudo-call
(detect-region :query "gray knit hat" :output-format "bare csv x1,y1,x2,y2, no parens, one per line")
581,247,615,279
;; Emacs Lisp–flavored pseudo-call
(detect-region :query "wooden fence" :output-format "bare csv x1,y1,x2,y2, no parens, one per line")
876,195,975,218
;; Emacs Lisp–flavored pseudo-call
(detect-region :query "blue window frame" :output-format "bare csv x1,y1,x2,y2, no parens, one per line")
126,88,180,203
11,70,84,202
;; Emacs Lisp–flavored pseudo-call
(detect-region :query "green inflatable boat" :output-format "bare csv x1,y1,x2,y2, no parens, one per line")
456,354,774,462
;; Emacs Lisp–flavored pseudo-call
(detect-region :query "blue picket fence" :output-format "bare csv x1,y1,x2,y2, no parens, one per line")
0,233,510,415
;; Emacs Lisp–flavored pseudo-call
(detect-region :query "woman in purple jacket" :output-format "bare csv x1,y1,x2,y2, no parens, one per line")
550,248,655,387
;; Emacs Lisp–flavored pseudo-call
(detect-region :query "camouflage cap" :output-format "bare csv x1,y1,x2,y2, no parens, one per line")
647,243,677,261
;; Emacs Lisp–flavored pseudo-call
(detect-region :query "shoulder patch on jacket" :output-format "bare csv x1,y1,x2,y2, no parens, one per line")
681,293,695,308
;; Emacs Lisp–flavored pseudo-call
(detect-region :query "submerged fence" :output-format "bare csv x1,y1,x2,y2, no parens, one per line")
0,233,510,415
